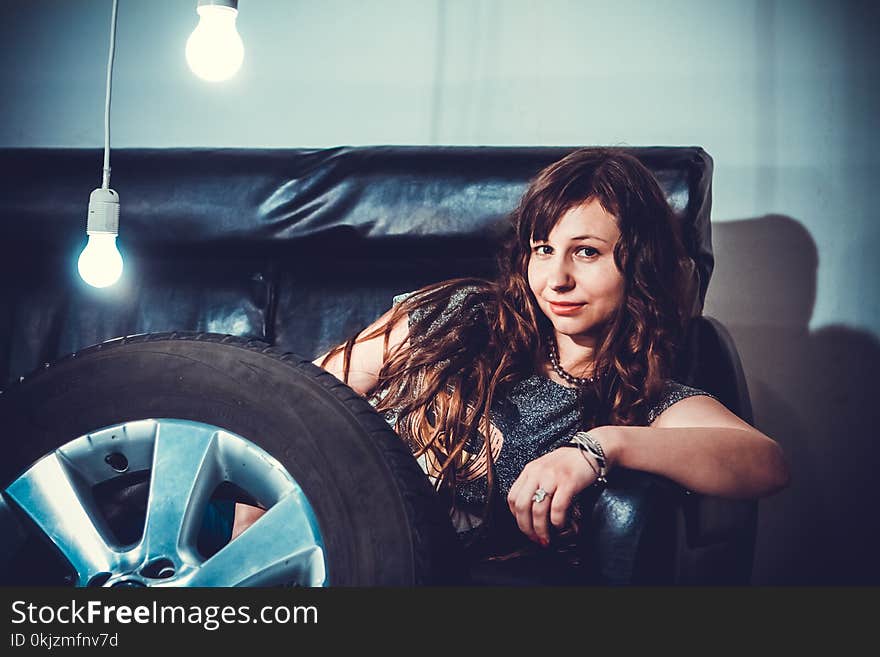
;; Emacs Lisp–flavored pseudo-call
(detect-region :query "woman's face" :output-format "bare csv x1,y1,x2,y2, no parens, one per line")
527,199,625,344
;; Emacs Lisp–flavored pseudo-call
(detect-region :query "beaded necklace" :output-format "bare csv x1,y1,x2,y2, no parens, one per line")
547,337,596,387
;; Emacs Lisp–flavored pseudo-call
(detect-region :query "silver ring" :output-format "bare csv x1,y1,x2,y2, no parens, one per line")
532,487,548,504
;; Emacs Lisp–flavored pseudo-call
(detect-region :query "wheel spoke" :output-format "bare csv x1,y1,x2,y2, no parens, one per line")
185,492,325,587
5,453,120,584
141,422,219,560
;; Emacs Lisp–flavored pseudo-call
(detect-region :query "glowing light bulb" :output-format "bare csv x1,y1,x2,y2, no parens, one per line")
78,188,123,288
78,234,123,288
185,2,244,82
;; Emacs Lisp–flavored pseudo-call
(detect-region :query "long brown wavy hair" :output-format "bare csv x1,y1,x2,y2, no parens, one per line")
322,147,690,519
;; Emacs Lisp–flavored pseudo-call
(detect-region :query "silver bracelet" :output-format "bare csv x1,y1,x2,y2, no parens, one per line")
570,431,608,485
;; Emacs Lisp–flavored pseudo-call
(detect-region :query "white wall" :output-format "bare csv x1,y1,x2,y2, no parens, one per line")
2,0,878,584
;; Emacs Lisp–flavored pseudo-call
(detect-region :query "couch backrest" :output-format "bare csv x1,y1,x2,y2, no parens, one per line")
0,146,713,384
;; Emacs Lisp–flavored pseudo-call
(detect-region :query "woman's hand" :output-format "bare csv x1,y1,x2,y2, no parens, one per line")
231,503,266,541
506,445,598,546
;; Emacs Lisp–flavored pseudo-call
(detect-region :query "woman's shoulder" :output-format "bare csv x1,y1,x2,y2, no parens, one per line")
392,278,493,333
392,278,491,308
647,380,717,424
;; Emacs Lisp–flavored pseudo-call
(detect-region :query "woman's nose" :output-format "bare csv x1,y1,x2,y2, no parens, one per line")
548,258,574,291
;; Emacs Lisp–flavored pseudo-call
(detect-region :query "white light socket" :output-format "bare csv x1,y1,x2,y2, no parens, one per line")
198,0,238,8
86,187,120,234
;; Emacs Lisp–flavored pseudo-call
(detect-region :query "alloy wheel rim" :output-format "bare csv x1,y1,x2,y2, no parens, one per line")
1,418,327,587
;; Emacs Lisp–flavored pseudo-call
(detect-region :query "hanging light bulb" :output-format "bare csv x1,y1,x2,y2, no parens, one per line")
185,0,244,82
78,188,123,288
78,0,123,289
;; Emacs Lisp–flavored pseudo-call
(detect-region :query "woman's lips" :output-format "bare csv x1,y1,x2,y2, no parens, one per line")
547,301,586,316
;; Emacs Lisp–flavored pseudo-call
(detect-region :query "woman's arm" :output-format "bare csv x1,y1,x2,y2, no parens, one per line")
508,394,790,545
312,307,410,397
592,394,790,500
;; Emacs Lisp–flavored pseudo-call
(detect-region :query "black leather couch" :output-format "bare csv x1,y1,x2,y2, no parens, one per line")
0,146,757,585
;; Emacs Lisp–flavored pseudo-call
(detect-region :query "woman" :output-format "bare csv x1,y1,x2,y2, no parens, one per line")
241,148,790,567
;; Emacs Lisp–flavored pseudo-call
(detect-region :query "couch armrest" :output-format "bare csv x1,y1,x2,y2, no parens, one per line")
590,468,757,585
590,468,682,584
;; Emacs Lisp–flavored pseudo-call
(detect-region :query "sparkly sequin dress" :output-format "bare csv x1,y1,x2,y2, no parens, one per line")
377,284,714,542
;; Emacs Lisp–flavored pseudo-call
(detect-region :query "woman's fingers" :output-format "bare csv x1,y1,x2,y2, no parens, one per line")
530,483,556,546
549,483,576,531
508,477,560,546
507,448,592,546
509,480,538,542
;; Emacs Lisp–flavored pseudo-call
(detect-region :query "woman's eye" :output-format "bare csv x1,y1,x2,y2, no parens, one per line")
532,245,552,255
575,246,599,258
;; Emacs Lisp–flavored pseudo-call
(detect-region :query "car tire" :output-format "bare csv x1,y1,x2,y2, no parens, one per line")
0,333,463,587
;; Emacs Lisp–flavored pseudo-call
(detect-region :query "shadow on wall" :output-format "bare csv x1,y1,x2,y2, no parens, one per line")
707,215,880,585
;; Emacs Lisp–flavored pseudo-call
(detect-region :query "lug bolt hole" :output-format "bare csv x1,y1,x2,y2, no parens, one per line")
141,558,175,579
104,452,129,473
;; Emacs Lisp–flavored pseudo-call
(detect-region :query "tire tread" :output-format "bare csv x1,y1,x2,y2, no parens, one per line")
2,331,461,585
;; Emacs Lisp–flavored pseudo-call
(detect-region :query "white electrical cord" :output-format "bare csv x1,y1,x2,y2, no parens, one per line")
102,0,118,189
